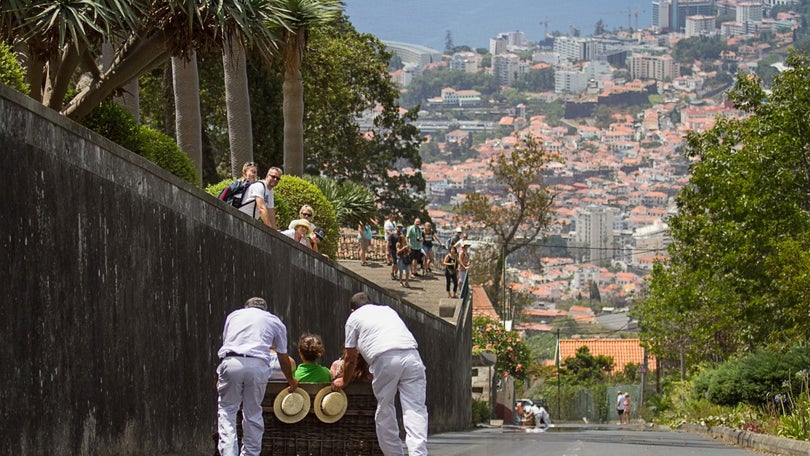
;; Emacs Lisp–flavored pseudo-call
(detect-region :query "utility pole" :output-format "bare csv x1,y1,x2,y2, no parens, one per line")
556,328,561,420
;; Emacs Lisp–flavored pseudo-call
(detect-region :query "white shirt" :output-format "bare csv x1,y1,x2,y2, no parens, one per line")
384,219,396,241
238,181,274,219
344,304,418,364
217,307,288,365
281,228,309,246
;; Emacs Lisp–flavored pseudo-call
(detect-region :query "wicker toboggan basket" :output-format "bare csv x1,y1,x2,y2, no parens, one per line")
258,382,381,455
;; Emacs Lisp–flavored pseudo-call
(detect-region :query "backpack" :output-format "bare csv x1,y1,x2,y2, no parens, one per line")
218,179,253,208
445,236,458,251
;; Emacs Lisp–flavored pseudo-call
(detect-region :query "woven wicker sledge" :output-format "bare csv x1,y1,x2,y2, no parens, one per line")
260,382,381,455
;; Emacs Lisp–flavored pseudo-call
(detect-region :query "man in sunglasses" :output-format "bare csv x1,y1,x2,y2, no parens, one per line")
239,166,282,229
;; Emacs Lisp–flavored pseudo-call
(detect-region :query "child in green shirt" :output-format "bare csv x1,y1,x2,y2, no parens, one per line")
293,332,332,383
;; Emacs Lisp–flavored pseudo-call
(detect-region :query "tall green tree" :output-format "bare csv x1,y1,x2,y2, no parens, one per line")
272,0,342,177
634,51,810,367
456,134,558,312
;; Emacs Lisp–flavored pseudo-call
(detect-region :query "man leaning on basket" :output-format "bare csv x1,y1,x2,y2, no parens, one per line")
331,292,429,456
216,297,299,456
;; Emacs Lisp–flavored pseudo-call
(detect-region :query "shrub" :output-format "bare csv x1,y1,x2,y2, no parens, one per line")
472,400,490,425
694,344,810,407
0,43,28,93
275,176,338,259
136,126,199,185
82,102,198,185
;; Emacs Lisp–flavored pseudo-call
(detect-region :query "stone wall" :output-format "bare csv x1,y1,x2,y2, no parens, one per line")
0,84,472,455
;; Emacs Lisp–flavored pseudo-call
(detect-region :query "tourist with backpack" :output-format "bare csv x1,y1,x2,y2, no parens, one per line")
239,167,282,229
217,161,257,209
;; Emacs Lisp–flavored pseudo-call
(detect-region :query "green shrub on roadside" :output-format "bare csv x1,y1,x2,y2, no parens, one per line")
0,43,28,93
694,344,810,407
472,400,490,425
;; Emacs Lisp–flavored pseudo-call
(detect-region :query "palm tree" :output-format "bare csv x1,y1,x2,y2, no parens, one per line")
275,0,342,177
172,52,202,182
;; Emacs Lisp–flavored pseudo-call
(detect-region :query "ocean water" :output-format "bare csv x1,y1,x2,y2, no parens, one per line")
344,0,652,51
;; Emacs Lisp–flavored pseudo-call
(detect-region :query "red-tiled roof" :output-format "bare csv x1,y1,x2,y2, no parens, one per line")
472,284,499,320
559,338,656,372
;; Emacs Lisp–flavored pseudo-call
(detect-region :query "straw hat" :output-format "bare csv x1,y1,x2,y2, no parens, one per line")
273,387,311,424
313,386,348,423
288,219,314,235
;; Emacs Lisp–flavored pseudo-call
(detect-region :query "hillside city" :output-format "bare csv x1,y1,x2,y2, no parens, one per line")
366,0,803,329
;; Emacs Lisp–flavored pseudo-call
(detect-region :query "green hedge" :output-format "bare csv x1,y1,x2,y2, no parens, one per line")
83,102,199,185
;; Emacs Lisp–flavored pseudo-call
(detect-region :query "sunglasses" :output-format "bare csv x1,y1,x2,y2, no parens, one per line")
268,175,281,181
300,212,313,217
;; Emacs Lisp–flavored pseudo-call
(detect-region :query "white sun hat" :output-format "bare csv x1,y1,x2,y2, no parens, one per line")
313,386,348,424
273,387,311,424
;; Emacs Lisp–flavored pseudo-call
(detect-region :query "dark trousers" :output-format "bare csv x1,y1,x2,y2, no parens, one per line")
445,270,458,293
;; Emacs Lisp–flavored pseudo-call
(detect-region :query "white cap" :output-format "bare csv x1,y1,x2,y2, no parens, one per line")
455,227,463,233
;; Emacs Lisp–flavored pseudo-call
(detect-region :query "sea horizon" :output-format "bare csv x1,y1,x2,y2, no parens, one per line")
344,0,653,51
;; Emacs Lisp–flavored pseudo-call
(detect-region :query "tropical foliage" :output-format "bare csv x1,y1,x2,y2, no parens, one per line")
0,0,289,120
304,176,376,228
472,315,532,381
634,51,810,367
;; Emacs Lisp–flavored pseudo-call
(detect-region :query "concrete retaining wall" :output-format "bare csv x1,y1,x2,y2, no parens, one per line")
0,84,472,455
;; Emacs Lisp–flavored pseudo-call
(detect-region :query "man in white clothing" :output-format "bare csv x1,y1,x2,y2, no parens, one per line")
216,297,298,456
239,166,282,228
332,292,428,456
525,402,552,429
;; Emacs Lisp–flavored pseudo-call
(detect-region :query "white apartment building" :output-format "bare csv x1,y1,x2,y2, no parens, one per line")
493,53,527,85
629,54,680,81
553,36,601,62
440,88,482,106
572,205,616,266
737,1,763,23
554,66,589,94
489,36,508,56
685,15,717,37
450,52,479,73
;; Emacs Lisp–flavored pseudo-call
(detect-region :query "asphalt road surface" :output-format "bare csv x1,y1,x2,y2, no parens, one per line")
426,426,760,456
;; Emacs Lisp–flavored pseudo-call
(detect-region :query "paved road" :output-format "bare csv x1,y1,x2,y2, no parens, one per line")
426,425,760,456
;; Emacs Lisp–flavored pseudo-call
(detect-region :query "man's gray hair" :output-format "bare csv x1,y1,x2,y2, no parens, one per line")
244,297,267,310
349,292,371,310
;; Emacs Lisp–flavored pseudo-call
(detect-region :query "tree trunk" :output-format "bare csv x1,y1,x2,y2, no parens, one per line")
222,35,253,178
102,41,140,122
62,32,168,121
172,52,203,184
283,65,304,176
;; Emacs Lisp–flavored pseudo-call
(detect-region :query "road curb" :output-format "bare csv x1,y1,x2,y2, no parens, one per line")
680,423,810,455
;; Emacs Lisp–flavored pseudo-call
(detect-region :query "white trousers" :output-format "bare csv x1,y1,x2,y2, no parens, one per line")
370,349,428,456
217,357,271,456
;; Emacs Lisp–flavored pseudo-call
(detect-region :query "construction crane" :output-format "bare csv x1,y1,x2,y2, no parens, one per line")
635,7,647,32
539,16,550,37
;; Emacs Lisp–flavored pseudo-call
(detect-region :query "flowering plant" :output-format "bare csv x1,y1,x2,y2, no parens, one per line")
472,315,532,381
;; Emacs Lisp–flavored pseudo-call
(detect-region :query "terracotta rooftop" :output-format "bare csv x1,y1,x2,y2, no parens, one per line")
559,338,656,372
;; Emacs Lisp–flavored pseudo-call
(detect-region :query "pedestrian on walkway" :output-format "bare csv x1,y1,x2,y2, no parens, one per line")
443,246,459,298
332,292,428,456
